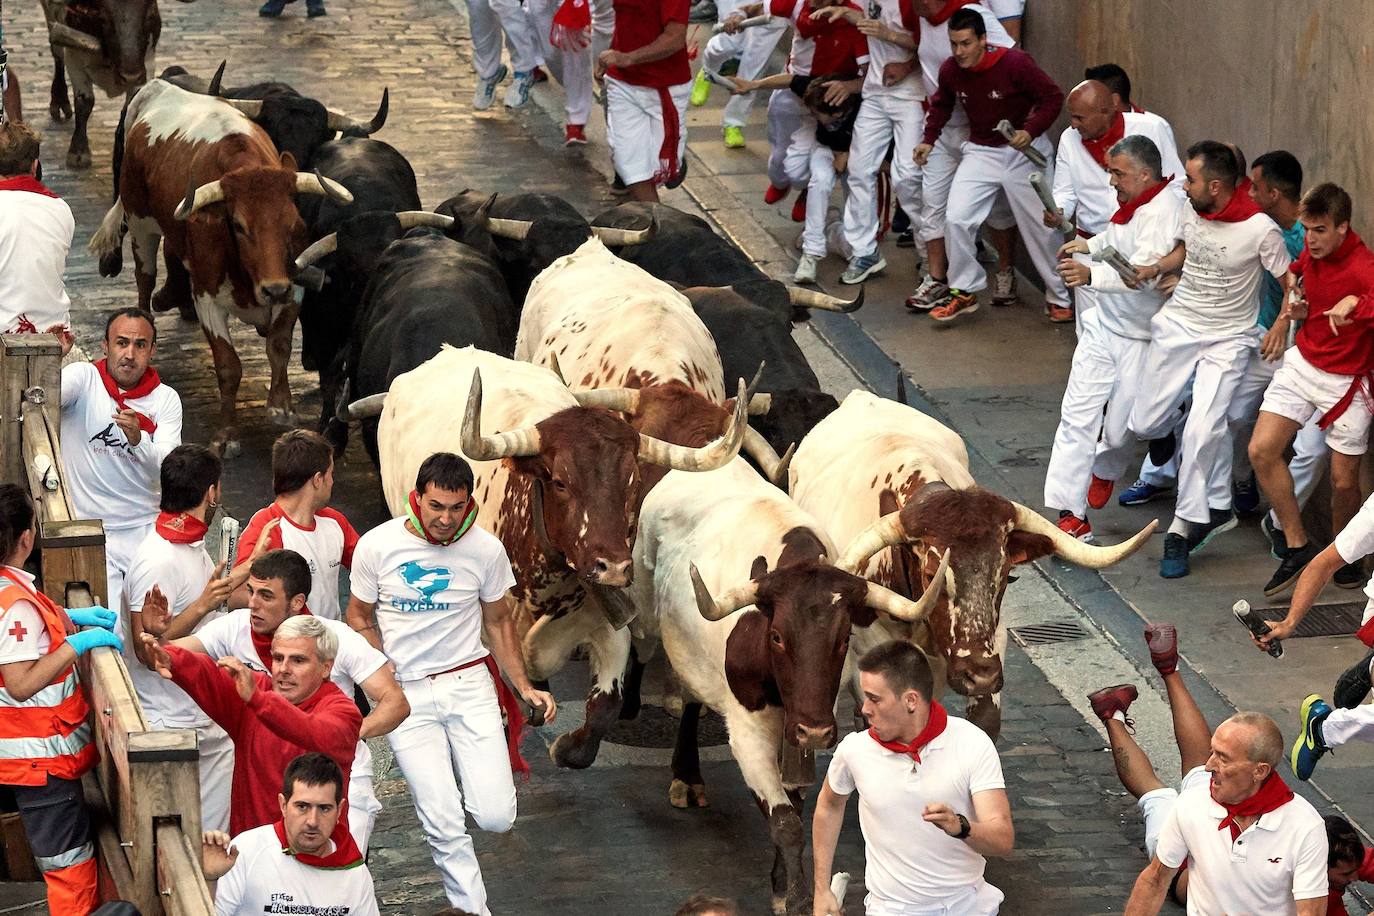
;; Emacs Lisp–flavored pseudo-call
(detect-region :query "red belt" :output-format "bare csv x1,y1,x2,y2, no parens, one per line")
427,654,491,679
1318,372,1374,430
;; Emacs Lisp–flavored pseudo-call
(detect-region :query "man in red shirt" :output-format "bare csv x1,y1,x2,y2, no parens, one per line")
596,0,691,202
1248,182,1374,595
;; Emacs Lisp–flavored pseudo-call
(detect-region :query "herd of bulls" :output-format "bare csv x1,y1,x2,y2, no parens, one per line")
75,54,1160,914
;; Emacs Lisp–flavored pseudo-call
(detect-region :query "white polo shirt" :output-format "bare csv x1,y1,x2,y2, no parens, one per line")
1164,208,1291,337
213,823,380,916
1154,778,1327,916
236,504,359,620
349,517,515,681
1051,111,1186,236
825,716,1006,913
0,182,74,335
1084,187,1191,340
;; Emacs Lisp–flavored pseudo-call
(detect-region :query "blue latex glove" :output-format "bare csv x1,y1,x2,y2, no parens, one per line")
67,606,117,631
66,628,124,657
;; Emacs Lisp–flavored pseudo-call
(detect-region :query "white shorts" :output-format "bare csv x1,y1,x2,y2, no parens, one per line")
605,76,691,187
1138,765,1209,859
1260,346,1372,456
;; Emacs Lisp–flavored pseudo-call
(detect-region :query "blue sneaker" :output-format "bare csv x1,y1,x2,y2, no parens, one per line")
1233,474,1260,516
1291,694,1331,781
1159,532,1189,579
1119,478,1172,507
473,64,508,111
840,252,886,285
504,70,534,109
1187,509,1237,555
259,0,287,15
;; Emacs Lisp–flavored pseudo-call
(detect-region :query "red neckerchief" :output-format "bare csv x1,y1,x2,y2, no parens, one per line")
155,511,209,545
1199,187,1263,223
1213,772,1294,840
968,45,1008,73
1082,112,1126,169
272,818,363,870
923,0,978,23
405,491,479,545
251,608,313,671
95,359,161,434
868,701,948,764
1110,176,1173,225
0,176,60,199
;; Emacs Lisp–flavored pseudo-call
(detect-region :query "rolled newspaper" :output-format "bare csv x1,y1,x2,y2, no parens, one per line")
712,12,772,33
1090,245,1140,283
216,516,241,614
1030,172,1074,239
995,119,1047,168
700,68,740,90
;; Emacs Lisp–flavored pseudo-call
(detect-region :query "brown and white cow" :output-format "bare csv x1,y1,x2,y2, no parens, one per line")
626,457,946,915
790,391,1155,738
89,79,352,456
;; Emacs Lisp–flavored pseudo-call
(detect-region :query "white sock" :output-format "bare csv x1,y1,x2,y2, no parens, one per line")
1168,517,1189,537
1111,710,1126,723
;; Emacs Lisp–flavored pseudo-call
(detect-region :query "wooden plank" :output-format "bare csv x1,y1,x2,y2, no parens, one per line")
129,730,205,916
155,822,215,916
0,337,29,487
84,772,142,912
40,520,109,608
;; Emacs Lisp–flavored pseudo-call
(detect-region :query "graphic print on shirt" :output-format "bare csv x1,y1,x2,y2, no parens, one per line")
89,421,136,454
267,891,357,914
396,561,453,610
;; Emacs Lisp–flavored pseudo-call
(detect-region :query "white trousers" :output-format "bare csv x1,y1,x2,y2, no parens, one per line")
468,0,541,79
767,88,805,190
701,11,787,127
106,522,153,644
1138,766,1208,860
605,77,691,186
1044,310,1151,516
945,140,1070,306
387,667,517,915
1324,704,1374,749
917,124,1015,246
784,125,843,258
526,0,615,123
1129,312,1260,525
842,92,923,260
864,880,1003,915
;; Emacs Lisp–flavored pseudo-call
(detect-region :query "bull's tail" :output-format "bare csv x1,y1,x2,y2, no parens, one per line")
89,199,128,276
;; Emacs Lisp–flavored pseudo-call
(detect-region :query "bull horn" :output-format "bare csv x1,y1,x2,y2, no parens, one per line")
174,178,225,220
325,87,390,135
207,60,227,96
590,215,657,247
222,98,264,119
460,368,543,460
339,392,387,422
638,379,749,472
295,171,354,205
690,563,760,622
46,21,103,54
747,393,771,416
395,211,455,231
1012,503,1158,568
547,353,566,385
486,217,534,240
865,548,950,622
787,285,864,313
836,510,909,574
742,427,792,486
571,387,641,414
295,233,338,270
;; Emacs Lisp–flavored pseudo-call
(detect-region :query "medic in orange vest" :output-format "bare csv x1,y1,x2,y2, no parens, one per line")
0,483,123,915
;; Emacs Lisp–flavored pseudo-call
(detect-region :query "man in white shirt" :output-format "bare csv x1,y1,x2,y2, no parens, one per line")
812,640,1013,916
1129,140,1292,579
1124,711,1327,916
61,308,183,622
233,429,360,620
183,548,409,853
1044,136,1188,540
346,452,556,915
0,121,73,336
204,752,379,916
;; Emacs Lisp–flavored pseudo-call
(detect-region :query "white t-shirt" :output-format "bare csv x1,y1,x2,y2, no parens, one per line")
60,362,183,532
0,568,52,665
1163,208,1291,337
1052,111,1186,236
1154,778,1328,916
349,518,515,681
0,186,74,335
982,0,1023,18
124,529,220,728
916,5,1013,118
1084,188,1191,340
860,0,922,99
213,823,380,916
236,504,359,621
1334,492,1374,605
825,717,1006,911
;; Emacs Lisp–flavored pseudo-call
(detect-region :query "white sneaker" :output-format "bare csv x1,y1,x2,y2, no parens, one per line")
794,254,819,285
905,275,950,312
473,64,508,111
992,269,1016,305
504,70,534,109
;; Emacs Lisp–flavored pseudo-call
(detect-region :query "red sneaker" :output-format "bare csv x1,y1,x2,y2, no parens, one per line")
1046,303,1075,323
791,189,808,222
1088,475,1114,510
764,183,788,205
1056,511,1092,540
564,124,588,146
1087,684,1139,725
1144,623,1178,677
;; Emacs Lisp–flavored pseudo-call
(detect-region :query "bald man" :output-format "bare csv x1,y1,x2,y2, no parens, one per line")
1124,712,1327,916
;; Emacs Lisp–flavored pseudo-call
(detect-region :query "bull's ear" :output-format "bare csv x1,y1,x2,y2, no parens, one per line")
1007,531,1055,566
279,150,298,171
750,555,769,580
878,488,901,517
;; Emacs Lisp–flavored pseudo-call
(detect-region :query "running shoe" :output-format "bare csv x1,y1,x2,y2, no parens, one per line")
840,252,886,285
905,275,951,312
473,64,508,111
1291,694,1331,781
1087,475,1114,510
991,269,1016,305
930,290,979,322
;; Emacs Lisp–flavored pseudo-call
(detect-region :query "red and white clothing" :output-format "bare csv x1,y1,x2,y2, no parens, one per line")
0,176,74,335
123,521,235,832
1332,492,1374,643
236,504,359,620
1050,111,1184,238
0,569,53,665
605,0,691,187
60,361,182,620
1153,776,1327,916
527,0,616,126
213,821,379,916
351,517,517,914
701,0,788,129
824,715,1006,915
196,608,388,853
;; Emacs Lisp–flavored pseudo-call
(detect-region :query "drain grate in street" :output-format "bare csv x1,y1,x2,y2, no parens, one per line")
1292,602,1364,638
1008,619,1091,648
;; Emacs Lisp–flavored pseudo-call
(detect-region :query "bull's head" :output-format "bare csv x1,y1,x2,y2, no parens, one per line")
692,544,948,749
459,369,750,587
175,153,354,307
839,485,1156,697
98,0,158,87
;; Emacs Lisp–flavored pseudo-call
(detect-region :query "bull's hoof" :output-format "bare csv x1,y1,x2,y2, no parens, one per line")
618,692,640,721
267,406,302,428
662,691,685,719
548,729,602,770
150,285,190,316
50,100,72,122
668,779,708,809
178,302,198,323
66,149,92,170
771,895,786,916
98,250,124,278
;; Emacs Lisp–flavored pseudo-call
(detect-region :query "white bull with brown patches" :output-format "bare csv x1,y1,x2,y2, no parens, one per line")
790,390,1155,738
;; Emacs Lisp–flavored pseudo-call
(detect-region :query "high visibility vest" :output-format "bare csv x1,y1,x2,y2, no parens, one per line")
0,575,97,786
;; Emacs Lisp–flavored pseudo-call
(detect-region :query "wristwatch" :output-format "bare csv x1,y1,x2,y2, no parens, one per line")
953,814,971,840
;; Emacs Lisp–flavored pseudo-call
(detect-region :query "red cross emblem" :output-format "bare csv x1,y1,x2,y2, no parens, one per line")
7,621,27,642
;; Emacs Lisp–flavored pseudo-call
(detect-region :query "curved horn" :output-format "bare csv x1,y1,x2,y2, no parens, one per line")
691,563,760,622
742,427,792,487
339,393,387,422
836,510,909,574
1012,503,1158,568
590,215,658,247
571,387,641,414
637,379,749,471
486,217,534,240
174,179,225,220
395,211,455,231
460,369,543,460
222,98,264,119
47,21,103,53
325,87,390,135
207,60,226,96
747,393,771,416
295,233,338,270
787,285,864,313
546,353,566,385
295,171,354,204
865,548,950,622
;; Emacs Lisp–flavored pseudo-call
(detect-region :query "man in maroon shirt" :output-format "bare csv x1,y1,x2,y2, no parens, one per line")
596,0,691,202
914,7,1067,323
